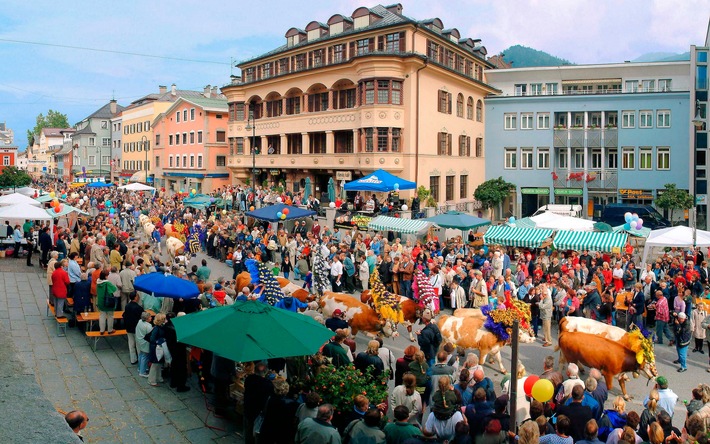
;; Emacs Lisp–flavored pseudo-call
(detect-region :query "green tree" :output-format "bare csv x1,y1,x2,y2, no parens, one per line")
26,109,70,145
416,185,436,207
0,166,32,189
654,183,694,223
474,177,515,209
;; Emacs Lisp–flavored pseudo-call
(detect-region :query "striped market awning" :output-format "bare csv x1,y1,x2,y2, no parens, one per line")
553,230,628,252
368,215,432,234
484,225,553,248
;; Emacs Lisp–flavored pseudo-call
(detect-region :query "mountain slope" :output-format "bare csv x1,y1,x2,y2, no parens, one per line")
500,45,574,67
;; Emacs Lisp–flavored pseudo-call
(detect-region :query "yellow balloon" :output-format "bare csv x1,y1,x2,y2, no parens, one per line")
49,191,56,198
191,189,196,194
222,210,227,215
531,378,554,403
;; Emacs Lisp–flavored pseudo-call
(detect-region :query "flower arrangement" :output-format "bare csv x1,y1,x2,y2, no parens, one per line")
312,247,331,297
586,173,597,183
551,172,559,181
412,269,437,310
369,269,404,324
567,172,585,181
245,258,284,305
481,293,532,341
627,326,655,365
311,364,389,415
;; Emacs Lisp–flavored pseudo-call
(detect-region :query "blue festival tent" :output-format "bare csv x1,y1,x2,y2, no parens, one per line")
134,273,200,299
343,169,416,192
245,203,316,222
86,181,114,188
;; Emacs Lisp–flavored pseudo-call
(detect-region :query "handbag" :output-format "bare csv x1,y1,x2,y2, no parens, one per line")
100,285,119,310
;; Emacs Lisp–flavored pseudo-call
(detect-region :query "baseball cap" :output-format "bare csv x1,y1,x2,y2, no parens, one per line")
333,309,344,317
656,376,668,388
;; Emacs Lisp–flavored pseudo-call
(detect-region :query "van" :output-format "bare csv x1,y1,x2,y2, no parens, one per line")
533,204,584,218
599,204,671,230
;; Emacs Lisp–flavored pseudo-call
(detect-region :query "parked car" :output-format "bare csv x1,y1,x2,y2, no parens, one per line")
598,204,671,229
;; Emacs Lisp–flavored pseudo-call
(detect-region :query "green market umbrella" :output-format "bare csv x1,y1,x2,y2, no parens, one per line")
423,211,491,230
303,177,312,199
171,300,335,362
327,177,336,202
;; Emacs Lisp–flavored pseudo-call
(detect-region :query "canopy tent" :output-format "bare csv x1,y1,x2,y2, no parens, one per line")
118,182,155,192
423,211,490,231
0,203,54,241
133,273,200,299
0,192,42,207
641,226,710,266
86,181,114,188
343,169,416,192
612,224,651,238
484,225,554,249
529,212,596,231
245,203,316,222
368,215,431,234
509,217,537,230
182,194,214,210
35,194,67,203
1,186,40,197
553,230,628,252
46,204,89,217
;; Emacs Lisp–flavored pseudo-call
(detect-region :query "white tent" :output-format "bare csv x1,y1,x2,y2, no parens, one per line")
0,203,54,242
118,182,156,191
641,225,710,266
0,192,42,207
529,211,596,231
1,186,40,197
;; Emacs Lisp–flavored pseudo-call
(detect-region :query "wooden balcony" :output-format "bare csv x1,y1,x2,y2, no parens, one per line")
227,151,405,171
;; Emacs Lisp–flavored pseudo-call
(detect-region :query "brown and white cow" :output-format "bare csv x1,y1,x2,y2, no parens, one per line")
559,317,637,350
453,308,536,344
320,292,395,338
360,290,419,342
437,315,508,374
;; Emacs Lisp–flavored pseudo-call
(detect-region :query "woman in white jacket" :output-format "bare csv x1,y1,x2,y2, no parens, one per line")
359,259,370,291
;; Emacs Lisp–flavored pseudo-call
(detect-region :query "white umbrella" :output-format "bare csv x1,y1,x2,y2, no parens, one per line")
118,182,156,191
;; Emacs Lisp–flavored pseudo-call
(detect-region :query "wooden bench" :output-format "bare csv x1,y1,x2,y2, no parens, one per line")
85,329,127,351
46,300,69,337
45,298,74,316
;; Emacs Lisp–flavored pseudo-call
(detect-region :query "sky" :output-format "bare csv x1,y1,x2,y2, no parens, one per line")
1,0,708,150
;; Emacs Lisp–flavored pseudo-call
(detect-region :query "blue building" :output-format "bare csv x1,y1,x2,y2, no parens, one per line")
485,61,691,220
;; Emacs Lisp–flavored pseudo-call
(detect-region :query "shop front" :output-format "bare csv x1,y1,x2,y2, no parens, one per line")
618,188,654,205
520,187,551,217
554,188,583,205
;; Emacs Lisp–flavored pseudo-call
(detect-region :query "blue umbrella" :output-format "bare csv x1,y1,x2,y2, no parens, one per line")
133,273,200,299
327,177,336,202
87,182,114,188
304,177,312,199
343,169,416,192
246,203,316,222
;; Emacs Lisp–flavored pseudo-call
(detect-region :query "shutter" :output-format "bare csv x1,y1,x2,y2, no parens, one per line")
328,47,333,64
467,137,471,156
349,41,355,57
377,36,384,52
447,93,452,114
399,32,406,52
447,134,452,155
369,37,375,52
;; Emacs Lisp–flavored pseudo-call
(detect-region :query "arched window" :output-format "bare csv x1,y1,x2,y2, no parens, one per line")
466,97,474,120
476,100,483,122
456,93,464,118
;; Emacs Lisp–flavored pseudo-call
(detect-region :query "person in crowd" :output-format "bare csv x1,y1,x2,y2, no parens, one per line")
294,404,341,444
147,313,168,387
673,311,692,372
64,410,89,441
51,260,70,318
123,292,143,365
135,311,153,377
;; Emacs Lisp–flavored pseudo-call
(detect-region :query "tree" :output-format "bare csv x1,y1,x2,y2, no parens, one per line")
474,177,515,209
26,109,70,145
654,183,694,223
0,166,32,189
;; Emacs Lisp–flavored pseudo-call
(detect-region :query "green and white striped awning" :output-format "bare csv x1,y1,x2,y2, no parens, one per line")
368,215,432,234
484,225,553,248
553,230,628,252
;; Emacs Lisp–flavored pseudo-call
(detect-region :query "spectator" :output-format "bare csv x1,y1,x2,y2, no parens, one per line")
343,407,385,443
472,368,496,402
417,309,442,366
539,414,573,444
557,385,594,442
390,373,422,424
64,410,89,440
135,312,153,377
123,292,143,365
294,404,341,444
383,405,423,443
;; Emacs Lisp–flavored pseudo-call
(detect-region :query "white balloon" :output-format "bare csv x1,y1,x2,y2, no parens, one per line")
401,204,408,211
276,197,283,203
329,202,336,208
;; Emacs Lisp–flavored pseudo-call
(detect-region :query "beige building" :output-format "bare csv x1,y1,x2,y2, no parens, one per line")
222,3,497,205
27,128,73,178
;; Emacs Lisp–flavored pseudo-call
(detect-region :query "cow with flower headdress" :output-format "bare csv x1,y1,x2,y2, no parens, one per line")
245,259,284,306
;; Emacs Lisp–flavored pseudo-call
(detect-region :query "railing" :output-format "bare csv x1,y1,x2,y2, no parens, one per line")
511,87,676,97
553,170,618,189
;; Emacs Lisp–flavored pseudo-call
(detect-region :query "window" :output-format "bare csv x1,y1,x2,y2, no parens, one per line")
438,132,452,155
198,155,203,168
176,111,181,123
190,132,195,144
574,148,585,169
377,80,390,103
639,147,652,170
639,110,653,128
212,130,224,143
88,137,95,146
88,155,96,166
537,148,550,169
456,94,464,117
377,128,388,152
504,113,517,130
169,135,173,145
537,113,550,129
641,79,655,92
459,175,468,199
155,156,160,168
189,155,195,168
607,148,618,169
384,32,402,52
475,138,483,157
622,147,635,169
466,97,473,120
622,111,635,128
430,176,440,202
657,110,671,128
155,134,161,146
286,96,302,114
100,120,108,129
590,148,602,169
438,90,452,114
332,44,345,63
658,79,672,92
521,148,533,169
101,137,110,147
169,156,174,167
458,135,470,156
514,84,527,96
236,138,244,155
476,100,483,122
198,131,203,143
138,122,143,132
145,120,150,131
183,110,188,122
545,83,558,95
102,156,110,165
180,155,186,168
180,133,185,144
427,41,439,60
175,155,180,168
236,103,245,121
504,148,517,169
657,147,670,170
2,156,9,166
530,83,543,96
445,176,455,201
391,81,402,105
520,113,533,130
308,92,329,111
625,80,638,93
356,38,371,55
391,128,401,152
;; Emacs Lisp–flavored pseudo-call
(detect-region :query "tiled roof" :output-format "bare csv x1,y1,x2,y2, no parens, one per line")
156,90,226,103
42,128,67,137
87,102,125,119
73,124,95,136
57,145,73,155
180,96,228,111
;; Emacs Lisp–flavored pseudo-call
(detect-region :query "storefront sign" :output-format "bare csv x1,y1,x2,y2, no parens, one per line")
521,187,550,195
269,169,280,176
554,188,583,196
336,171,352,181
696,194,707,206
619,189,653,199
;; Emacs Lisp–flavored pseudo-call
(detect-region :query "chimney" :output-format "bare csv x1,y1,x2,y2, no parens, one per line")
211,86,219,96
171,84,177,96
204,85,211,98
386,3,403,14
109,99,117,115
159,85,167,94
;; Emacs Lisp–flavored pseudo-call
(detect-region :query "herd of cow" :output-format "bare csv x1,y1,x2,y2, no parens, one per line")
232,271,657,400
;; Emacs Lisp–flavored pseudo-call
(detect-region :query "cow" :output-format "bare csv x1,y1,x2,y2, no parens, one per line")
453,308,485,318
320,292,395,338
361,290,419,342
165,237,185,261
559,316,643,353
437,315,508,374
234,272,312,303
557,330,657,400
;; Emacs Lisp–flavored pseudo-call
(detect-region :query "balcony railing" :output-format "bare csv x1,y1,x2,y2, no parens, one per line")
553,170,618,189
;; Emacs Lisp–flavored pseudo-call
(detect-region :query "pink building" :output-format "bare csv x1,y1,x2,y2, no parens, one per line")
152,93,231,193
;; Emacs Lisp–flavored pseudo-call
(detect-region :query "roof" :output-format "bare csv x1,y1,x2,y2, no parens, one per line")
42,128,67,137
73,124,95,136
552,230,628,253
57,145,73,155
86,101,125,119
369,216,431,234
484,225,553,249
175,96,228,111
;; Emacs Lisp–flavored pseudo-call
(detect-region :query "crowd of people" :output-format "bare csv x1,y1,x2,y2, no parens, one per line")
6,180,710,443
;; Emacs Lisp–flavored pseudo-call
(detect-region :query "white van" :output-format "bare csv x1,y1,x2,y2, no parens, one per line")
533,204,584,218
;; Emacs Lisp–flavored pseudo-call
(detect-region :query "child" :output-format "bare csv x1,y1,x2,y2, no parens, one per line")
302,271,312,291
686,387,704,417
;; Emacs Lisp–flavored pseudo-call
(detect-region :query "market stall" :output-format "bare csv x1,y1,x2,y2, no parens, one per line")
343,169,416,192
552,230,628,253
0,192,42,207
641,225,710,266
483,225,554,249
367,215,431,235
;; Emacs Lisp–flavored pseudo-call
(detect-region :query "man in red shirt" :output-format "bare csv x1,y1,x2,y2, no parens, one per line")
51,260,71,318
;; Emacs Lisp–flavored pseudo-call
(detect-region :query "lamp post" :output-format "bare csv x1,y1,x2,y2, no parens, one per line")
692,99,705,238
245,111,257,191
141,135,148,184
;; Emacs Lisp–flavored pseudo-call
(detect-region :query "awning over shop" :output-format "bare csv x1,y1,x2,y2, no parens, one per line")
484,225,553,248
368,216,431,234
553,230,628,252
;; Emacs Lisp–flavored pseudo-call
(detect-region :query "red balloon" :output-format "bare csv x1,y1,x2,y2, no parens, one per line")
524,375,540,397
54,205,61,213
282,208,290,215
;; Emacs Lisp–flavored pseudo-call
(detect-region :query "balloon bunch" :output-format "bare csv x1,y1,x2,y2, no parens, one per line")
312,247,331,297
411,269,437,310
368,269,404,324
523,375,554,402
623,212,644,231
276,208,290,220
50,198,63,213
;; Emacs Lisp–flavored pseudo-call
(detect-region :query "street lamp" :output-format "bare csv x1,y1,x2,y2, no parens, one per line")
245,111,257,191
141,135,148,184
